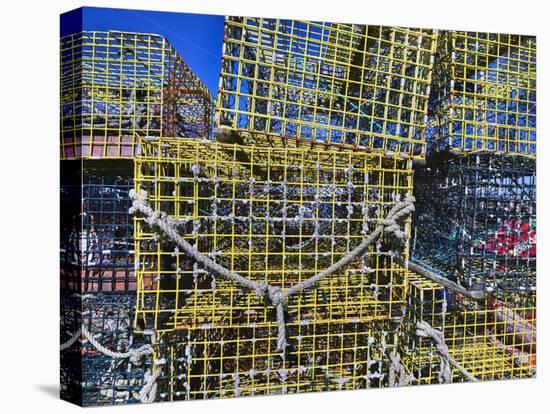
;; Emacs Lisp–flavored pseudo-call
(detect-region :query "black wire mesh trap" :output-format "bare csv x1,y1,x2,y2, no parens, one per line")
61,161,135,293
60,293,152,406
412,152,535,292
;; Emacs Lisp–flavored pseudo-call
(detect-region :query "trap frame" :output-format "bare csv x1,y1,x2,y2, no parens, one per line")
216,17,438,158
428,31,536,157
61,161,136,293
412,152,536,292
60,31,214,159
133,136,414,334
403,273,536,384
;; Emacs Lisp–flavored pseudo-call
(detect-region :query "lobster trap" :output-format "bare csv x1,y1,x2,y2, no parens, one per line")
149,320,401,400
60,31,214,159
133,136,414,333
217,17,438,158
428,31,536,156
402,273,536,384
412,152,536,292
60,293,152,406
60,160,136,292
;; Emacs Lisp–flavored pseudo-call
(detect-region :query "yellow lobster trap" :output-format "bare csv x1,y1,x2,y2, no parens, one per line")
217,17,438,158
429,31,536,156
148,320,401,400
403,272,536,383
60,31,213,159
132,136,414,335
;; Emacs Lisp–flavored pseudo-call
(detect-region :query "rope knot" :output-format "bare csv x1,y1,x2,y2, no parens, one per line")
129,189,151,215
253,283,286,308
129,345,154,365
267,286,285,307
380,217,405,240
253,281,268,297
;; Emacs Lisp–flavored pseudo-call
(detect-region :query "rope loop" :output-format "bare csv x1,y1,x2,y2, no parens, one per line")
415,321,478,383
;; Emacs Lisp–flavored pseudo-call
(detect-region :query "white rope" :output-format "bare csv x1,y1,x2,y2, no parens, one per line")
388,350,415,387
61,321,160,403
60,324,153,365
415,321,478,383
137,367,162,403
60,327,82,351
82,324,153,364
130,189,414,352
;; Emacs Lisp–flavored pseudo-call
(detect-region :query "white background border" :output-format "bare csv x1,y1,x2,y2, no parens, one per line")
0,0,547,412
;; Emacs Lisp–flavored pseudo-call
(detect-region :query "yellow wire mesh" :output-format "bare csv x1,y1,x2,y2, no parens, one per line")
151,320,400,400
216,17,438,158
403,272,536,383
60,31,213,159
133,136,413,333
429,31,536,156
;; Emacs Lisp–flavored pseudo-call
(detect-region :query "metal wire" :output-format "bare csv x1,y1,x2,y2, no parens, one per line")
151,320,400,400
403,272,536,384
60,293,152,406
58,24,537,405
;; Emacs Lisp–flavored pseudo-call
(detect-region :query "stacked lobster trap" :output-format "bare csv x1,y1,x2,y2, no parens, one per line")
412,30,536,293
412,153,536,292
60,30,214,406
132,136,414,399
60,20,537,406
408,30,536,383
427,31,536,156
60,161,136,293
130,16,439,401
151,321,402,400
60,293,153,405
60,159,151,405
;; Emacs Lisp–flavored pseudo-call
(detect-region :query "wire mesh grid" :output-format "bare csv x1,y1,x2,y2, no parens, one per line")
402,273,535,383
412,152,535,292
60,293,152,406
60,31,214,159
428,31,536,156
149,320,401,400
216,17,438,158
61,161,136,293
133,136,413,333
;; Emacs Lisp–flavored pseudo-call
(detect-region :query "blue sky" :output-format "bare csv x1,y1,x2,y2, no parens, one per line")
60,7,225,96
